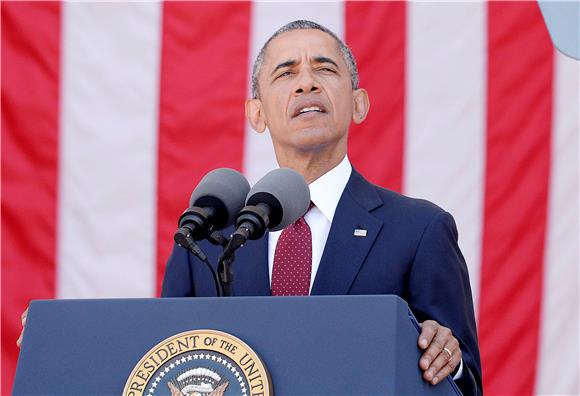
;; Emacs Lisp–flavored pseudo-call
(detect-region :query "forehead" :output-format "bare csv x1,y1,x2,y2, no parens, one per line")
263,29,343,66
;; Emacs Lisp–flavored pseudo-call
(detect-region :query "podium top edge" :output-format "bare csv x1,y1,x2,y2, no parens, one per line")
29,294,408,305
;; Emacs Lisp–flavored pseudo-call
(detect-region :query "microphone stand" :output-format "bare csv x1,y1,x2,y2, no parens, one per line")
217,250,236,297
207,231,232,297
217,222,256,297
174,230,228,297
175,222,260,298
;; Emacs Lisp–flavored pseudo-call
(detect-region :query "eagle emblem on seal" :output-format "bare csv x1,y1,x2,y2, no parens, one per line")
167,367,229,396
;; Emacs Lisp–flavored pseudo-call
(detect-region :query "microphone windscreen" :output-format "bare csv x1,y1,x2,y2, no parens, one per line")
246,168,310,231
189,168,250,228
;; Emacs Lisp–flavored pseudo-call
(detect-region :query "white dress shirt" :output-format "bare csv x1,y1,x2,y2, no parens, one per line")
268,155,352,293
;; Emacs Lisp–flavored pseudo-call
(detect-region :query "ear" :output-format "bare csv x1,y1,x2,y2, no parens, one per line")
352,88,370,125
245,98,267,133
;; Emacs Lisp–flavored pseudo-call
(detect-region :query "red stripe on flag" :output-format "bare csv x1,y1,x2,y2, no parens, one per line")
345,2,406,192
1,2,61,393
479,3,553,394
156,2,251,294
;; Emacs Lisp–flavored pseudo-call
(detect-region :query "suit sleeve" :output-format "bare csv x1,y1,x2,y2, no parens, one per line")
161,243,195,297
408,210,483,396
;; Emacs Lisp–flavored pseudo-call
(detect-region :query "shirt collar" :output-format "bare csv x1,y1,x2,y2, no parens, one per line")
308,155,352,223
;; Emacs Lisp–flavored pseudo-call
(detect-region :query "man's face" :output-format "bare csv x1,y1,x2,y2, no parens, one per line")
247,29,368,155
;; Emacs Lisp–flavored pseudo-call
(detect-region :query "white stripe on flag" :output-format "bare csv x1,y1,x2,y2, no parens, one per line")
57,3,161,298
535,50,580,395
403,2,486,314
243,2,345,184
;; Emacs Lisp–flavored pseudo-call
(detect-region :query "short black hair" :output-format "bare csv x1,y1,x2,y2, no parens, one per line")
251,20,359,99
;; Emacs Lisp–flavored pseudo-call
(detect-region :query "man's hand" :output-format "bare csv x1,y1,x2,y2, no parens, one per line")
16,307,28,348
418,320,461,385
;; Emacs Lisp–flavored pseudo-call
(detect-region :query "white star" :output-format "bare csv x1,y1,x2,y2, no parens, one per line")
169,363,175,369
160,372,165,378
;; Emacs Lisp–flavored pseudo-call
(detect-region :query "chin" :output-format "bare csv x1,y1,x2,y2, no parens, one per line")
273,125,345,153
292,132,339,153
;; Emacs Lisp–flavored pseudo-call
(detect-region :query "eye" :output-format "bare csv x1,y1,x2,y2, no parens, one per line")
276,71,293,79
317,67,336,73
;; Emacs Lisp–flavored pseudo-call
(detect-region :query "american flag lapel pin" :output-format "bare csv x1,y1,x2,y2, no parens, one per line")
353,228,368,237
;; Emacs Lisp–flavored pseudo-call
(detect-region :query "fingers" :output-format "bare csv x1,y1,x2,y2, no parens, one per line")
424,338,461,385
17,307,29,348
419,321,450,370
418,320,462,385
418,320,438,351
21,308,28,325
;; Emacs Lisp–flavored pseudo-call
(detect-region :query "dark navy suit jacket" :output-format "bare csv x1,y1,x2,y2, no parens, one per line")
161,169,482,395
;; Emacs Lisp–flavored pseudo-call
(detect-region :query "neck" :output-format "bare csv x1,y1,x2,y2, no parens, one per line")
274,147,346,184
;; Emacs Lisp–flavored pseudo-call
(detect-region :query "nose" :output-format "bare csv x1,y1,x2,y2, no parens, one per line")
294,68,320,95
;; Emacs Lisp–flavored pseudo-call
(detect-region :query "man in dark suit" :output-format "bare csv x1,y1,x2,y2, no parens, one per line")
162,20,482,396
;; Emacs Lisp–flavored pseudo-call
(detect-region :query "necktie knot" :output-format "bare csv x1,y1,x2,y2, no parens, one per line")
292,201,315,226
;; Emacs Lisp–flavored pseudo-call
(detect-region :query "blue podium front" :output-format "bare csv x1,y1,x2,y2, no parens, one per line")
14,295,461,395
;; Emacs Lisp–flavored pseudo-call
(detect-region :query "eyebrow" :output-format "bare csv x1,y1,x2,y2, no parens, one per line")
312,56,339,68
270,56,340,76
271,59,298,76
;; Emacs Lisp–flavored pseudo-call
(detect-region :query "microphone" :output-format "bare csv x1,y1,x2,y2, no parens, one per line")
223,168,310,257
174,168,250,249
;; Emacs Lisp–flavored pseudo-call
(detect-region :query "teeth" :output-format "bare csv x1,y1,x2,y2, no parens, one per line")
299,106,321,114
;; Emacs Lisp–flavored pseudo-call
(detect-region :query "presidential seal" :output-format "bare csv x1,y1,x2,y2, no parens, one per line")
123,330,272,396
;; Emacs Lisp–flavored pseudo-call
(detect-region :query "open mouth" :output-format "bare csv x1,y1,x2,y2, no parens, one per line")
292,103,327,118
299,106,323,115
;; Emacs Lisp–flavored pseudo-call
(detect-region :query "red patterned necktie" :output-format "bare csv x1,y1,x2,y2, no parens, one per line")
271,204,313,296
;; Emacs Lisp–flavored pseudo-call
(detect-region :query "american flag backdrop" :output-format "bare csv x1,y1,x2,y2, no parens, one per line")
1,2,578,395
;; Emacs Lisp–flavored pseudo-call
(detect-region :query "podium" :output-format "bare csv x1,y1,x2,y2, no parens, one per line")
14,295,461,395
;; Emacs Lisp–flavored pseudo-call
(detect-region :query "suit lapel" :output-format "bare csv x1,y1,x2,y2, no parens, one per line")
230,234,270,296
311,169,383,295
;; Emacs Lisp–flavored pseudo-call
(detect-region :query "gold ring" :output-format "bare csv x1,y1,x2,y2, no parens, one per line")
443,347,453,360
